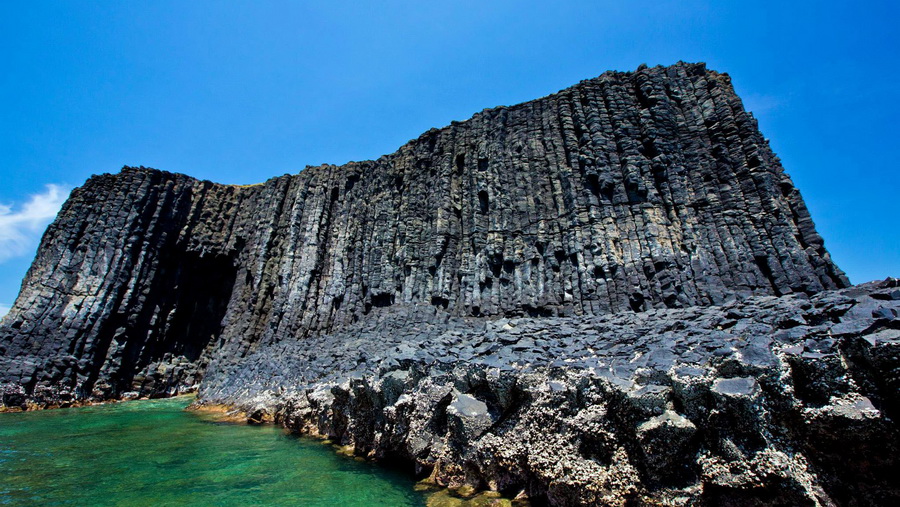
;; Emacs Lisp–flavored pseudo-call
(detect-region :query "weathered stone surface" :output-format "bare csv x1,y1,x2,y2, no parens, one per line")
197,280,899,505
1,62,893,505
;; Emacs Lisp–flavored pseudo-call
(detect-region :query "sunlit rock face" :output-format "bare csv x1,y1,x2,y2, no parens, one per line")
4,62,893,506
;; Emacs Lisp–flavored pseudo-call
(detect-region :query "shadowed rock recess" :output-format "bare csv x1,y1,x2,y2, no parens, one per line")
1,62,897,505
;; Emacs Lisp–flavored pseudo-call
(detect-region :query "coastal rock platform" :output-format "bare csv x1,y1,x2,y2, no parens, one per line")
196,279,899,506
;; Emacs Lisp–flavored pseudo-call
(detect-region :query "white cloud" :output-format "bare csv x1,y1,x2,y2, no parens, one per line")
0,184,70,263
0,303,10,320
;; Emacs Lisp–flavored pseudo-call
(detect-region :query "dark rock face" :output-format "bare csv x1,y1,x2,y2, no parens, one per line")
1,62,888,505
0,62,846,399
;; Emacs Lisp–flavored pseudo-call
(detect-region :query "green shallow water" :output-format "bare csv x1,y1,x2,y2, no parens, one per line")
0,396,426,506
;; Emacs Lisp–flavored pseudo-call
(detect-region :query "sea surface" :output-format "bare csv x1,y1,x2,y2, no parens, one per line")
0,396,427,506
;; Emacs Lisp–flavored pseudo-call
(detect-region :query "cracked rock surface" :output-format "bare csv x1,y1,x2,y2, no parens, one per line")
0,62,893,505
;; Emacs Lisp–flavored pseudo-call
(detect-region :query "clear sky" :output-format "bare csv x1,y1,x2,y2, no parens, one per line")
1,1,897,316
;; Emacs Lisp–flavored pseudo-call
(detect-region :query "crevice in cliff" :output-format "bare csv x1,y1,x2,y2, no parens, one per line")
754,255,781,296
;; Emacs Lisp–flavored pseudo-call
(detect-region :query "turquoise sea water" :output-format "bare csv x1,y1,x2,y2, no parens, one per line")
0,397,426,506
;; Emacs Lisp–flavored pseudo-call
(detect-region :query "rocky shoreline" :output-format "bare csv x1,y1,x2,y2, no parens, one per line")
7,279,897,504
188,279,899,506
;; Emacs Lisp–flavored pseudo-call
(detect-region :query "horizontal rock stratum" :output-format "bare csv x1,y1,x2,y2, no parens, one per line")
2,62,897,505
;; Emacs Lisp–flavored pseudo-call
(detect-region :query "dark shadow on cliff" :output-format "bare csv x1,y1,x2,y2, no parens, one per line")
86,250,238,398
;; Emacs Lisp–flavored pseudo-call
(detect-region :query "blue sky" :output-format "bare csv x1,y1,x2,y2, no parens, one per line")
1,1,898,315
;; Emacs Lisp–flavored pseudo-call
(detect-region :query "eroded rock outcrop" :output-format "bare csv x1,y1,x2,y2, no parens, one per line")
198,279,899,505
2,62,892,505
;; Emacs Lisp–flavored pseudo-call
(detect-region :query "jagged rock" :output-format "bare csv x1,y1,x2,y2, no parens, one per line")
197,281,897,505
636,410,698,481
0,62,896,505
446,390,494,441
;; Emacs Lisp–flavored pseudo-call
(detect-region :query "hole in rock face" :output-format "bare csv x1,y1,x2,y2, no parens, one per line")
488,255,503,278
754,255,779,293
629,292,646,312
779,182,794,198
586,174,602,198
344,174,359,192
371,293,394,308
579,95,590,109
664,294,680,308
478,191,490,214
521,305,553,317
455,154,465,175
586,173,615,202
641,139,660,159
554,250,567,265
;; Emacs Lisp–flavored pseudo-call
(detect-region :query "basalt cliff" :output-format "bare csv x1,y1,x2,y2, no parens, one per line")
2,62,897,506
